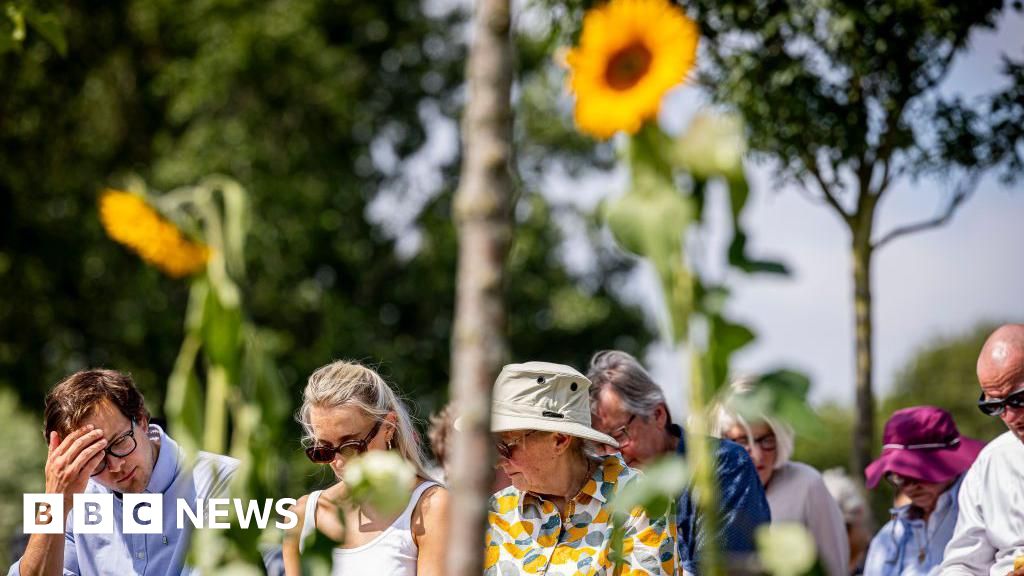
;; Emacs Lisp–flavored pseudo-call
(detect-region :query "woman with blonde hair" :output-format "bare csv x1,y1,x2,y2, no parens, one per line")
709,378,849,576
283,360,448,575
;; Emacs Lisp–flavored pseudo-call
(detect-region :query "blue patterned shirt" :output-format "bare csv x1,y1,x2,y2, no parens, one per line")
674,429,771,574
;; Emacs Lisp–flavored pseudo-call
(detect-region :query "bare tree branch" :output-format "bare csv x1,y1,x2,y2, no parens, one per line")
872,172,979,250
802,152,853,225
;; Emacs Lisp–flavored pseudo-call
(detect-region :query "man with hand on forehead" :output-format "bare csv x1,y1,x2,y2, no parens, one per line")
8,369,238,576
941,324,1024,576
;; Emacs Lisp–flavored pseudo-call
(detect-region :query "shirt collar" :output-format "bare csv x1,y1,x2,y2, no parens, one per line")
519,453,625,512
144,424,180,494
671,424,687,456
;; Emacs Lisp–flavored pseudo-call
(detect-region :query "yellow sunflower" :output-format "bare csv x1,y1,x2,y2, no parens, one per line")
99,189,210,278
566,0,699,140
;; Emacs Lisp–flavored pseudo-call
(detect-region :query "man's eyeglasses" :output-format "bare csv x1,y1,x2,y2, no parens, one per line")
977,388,1024,417
305,420,383,464
608,414,637,445
494,430,540,460
885,472,923,489
90,419,139,477
728,432,777,452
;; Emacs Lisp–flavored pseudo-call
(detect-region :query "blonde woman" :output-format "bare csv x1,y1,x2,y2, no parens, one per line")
283,361,448,576
710,379,849,576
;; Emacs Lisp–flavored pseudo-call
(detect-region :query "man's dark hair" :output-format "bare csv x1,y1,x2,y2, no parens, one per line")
43,369,149,439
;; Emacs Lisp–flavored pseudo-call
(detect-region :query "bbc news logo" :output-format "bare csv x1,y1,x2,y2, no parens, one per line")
24,494,299,533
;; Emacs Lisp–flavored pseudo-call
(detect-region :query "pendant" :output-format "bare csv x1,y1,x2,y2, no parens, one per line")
918,548,925,564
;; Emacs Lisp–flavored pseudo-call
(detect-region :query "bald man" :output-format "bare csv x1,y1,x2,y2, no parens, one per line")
941,324,1024,576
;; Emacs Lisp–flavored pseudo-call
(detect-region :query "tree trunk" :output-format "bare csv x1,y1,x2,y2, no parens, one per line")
446,0,514,574
850,236,874,484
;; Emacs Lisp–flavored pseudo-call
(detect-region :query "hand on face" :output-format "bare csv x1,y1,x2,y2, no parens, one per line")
45,426,107,507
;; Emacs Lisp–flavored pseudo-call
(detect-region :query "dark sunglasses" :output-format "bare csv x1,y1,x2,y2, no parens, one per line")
977,388,1024,417
885,472,923,489
494,430,540,460
91,418,139,477
305,420,383,464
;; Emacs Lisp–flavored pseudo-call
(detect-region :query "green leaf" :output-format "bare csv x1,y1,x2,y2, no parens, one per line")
201,284,243,373
23,7,65,56
705,316,756,395
725,176,789,275
728,370,821,436
603,124,697,341
6,4,24,43
629,123,676,198
610,455,688,519
673,111,747,181
165,333,205,459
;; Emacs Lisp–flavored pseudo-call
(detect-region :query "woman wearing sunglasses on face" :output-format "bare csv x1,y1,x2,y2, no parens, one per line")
709,378,850,576
862,406,984,576
484,362,680,575
282,361,448,576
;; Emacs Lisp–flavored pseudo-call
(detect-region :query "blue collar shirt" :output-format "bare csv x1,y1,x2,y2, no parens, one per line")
864,475,963,576
673,427,772,575
10,424,239,576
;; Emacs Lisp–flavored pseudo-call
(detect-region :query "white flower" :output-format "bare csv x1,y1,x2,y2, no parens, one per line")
673,111,747,180
343,450,416,515
756,522,817,576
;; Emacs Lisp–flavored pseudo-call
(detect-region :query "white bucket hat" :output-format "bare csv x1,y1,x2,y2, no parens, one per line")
490,361,618,447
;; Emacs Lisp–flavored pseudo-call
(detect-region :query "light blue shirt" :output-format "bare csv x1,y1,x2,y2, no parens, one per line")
9,425,239,576
863,476,963,576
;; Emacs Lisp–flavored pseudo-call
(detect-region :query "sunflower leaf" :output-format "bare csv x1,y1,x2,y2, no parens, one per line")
600,124,697,341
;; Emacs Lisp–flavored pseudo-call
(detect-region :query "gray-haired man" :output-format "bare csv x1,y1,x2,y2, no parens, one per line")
587,350,770,575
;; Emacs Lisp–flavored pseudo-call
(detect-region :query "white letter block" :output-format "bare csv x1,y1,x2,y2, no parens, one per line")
23,494,63,534
123,493,163,534
73,493,114,534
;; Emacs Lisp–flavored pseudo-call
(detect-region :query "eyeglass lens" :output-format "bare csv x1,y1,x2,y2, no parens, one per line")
90,421,138,477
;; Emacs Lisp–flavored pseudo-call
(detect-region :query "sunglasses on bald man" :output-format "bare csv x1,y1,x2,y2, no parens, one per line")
977,388,1024,417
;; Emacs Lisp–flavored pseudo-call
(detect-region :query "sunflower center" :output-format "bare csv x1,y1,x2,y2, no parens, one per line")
605,43,653,91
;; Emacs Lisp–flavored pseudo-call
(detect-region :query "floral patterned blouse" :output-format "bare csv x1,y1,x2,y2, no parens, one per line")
485,453,679,575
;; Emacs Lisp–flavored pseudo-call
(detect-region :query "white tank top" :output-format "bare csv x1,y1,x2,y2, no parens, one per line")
299,480,440,575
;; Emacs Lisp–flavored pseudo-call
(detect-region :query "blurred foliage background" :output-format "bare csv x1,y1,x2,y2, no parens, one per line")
0,0,653,565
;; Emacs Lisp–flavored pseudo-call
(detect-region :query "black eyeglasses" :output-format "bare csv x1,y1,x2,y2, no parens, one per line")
728,432,777,452
608,414,637,444
91,419,139,477
305,420,383,464
977,388,1024,417
494,430,540,460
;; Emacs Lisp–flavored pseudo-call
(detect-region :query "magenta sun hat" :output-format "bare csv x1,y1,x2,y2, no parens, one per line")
865,406,985,489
